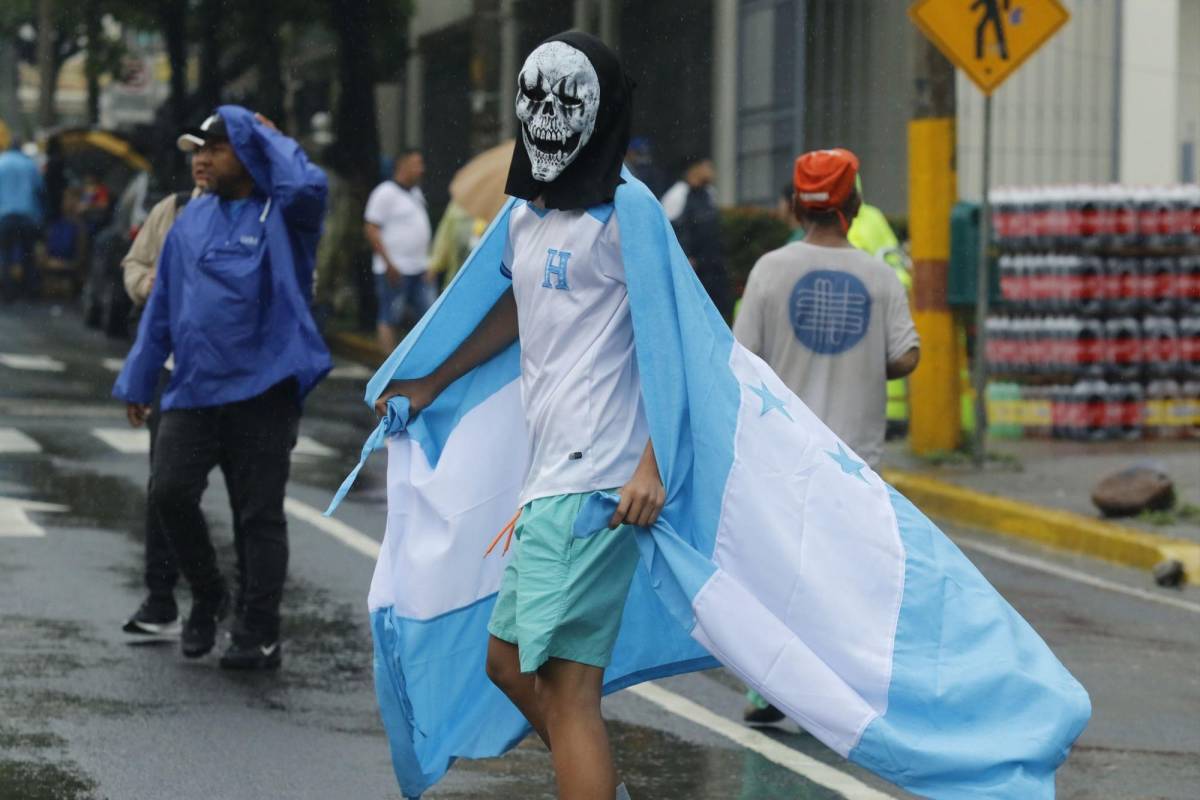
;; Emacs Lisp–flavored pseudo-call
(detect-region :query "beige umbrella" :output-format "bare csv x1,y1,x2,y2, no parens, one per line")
449,139,515,222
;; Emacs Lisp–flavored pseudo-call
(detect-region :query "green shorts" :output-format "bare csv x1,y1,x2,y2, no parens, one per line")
487,491,641,674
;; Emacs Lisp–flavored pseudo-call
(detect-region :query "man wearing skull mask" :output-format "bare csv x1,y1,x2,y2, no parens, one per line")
347,23,1088,800
376,31,646,800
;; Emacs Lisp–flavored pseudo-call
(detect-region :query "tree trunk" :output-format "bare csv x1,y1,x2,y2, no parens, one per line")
160,0,188,133
331,0,380,193
328,0,384,329
248,2,285,121
0,40,18,135
197,0,222,112
36,0,56,129
84,0,101,125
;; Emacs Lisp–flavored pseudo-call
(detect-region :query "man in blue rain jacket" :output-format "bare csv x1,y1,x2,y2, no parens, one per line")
113,106,331,670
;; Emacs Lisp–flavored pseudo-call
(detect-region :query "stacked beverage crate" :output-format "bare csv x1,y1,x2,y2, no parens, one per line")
984,184,1200,440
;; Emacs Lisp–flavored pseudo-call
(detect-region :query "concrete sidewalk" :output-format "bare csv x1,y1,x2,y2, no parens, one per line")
881,438,1200,582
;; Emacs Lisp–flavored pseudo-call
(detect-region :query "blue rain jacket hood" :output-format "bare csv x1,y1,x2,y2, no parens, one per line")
113,105,332,409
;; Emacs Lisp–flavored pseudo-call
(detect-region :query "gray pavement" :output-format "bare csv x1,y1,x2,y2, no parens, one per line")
882,437,1200,544
1,304,1198,799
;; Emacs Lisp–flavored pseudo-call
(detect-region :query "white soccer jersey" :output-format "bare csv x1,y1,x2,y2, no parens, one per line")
502,200,649,506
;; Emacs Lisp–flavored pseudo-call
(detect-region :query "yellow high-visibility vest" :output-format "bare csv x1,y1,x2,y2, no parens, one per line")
848,205,911,423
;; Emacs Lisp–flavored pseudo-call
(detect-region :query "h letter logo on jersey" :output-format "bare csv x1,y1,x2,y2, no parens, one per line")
542,249,572,290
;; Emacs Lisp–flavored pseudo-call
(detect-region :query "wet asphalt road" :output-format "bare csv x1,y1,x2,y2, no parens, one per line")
1,303,1198,800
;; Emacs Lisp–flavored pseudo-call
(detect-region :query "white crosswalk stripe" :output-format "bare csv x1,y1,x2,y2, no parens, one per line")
91,428,150,454
0,353,65,372
0,428,42,454
83,427,339,459
101,358,125,372
328,364,373,380
294,436,336,458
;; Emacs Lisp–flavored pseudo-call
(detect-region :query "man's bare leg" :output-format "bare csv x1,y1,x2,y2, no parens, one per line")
485,635,550,747
376,322,396,355
536,657,618,800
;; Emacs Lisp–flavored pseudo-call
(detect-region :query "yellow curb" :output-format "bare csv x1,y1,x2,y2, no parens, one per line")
327,330,382,368
882,468,1200,584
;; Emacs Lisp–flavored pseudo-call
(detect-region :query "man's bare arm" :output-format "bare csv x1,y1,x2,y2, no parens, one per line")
886,347,920,380
364,223,394,268
374,288,518,417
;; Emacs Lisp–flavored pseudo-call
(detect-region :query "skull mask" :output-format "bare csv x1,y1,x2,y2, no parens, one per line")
515,42,600,182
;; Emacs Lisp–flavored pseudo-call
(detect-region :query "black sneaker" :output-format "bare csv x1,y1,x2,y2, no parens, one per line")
743,702,786,725
181,585,230,658
122,596,180,640
219,633,282,671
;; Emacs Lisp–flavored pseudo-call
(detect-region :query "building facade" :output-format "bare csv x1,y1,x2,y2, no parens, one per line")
391,0,1199,218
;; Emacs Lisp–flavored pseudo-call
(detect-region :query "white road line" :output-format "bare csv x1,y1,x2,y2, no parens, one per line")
284,497,380,559
294,436,336,458
329,364,373,380
0,353,65,372
0,428,42,454
958,537,1200,616
91,428,150,454
289,495,890,797
0,497,67,538
629,683,894,799
101,358,125,372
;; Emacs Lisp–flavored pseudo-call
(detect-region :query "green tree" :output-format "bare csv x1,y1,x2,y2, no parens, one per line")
0,0,147,129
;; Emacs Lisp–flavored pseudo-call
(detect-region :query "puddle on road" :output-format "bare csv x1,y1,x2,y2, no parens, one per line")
0,458,144,544
222,575,374,714
0,618,124,800
0,759,97,800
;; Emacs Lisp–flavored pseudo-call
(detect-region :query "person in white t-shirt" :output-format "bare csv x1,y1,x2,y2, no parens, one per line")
733,149,919,726
374,32,649,800
364,150,433,352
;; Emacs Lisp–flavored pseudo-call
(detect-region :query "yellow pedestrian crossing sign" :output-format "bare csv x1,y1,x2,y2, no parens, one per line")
909,0,1070,94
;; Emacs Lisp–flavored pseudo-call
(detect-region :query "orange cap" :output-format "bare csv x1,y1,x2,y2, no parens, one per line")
793,148,860,210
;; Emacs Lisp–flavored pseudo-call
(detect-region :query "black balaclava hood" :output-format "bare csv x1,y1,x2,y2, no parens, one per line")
504,31,633,211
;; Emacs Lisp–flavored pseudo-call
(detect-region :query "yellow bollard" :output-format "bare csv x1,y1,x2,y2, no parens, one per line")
908,117,962,454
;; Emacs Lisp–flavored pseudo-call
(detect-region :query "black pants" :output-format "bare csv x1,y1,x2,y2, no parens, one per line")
0,213,40,299
143,373,249,607
151,380,299,640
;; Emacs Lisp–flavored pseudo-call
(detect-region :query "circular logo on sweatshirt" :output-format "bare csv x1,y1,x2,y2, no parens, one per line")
790,270,872,354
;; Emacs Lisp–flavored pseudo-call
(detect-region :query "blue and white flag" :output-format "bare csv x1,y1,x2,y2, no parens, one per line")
329,170,1090,799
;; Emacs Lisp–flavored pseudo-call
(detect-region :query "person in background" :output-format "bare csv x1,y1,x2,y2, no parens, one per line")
113,107,331,670
0,139,45,302
623,136,669,198
782,173,914,437
118,145,232,642
427,199,485,289
661,155,733,321
42,137,68,225
79,170,113,235
364,149,433,353
733,149,920,724
38,187,88,294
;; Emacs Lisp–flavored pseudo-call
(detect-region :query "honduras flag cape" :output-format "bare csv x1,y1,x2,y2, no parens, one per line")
327,169,1090,799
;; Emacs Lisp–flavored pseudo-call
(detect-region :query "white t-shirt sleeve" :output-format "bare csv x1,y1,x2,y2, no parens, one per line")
883,271,920,362
660,182,688,222
732,264,765,356
363,183,392,225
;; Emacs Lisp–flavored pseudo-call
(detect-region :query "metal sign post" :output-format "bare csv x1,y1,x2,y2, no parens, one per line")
973,94,993,465
909,0,1070,466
